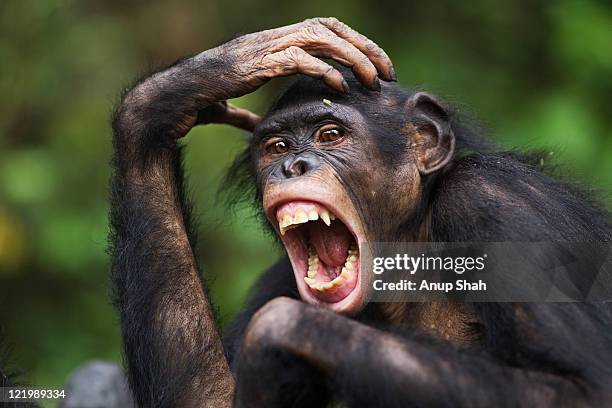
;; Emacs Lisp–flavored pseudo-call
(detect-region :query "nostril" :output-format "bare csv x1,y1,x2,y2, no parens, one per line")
282,155,320,179
282,160,298,178
296,161,306,175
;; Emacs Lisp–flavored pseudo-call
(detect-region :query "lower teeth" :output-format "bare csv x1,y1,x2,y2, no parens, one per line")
304,243,358,291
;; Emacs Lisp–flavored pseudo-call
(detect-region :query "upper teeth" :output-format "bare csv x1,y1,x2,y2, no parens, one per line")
278,208,336,235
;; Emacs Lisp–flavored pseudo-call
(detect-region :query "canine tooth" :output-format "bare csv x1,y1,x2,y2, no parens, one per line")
279,215,292,235
294,209,309,224
308,268,317,279
320,211,331,226
340,269,350,280
308,211,319,221
345,260,355,271
281,214,292,227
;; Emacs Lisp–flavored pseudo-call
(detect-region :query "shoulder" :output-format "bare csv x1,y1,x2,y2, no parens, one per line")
430,153,611,241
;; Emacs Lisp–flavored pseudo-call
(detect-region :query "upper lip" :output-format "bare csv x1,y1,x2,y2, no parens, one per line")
266,197,356,239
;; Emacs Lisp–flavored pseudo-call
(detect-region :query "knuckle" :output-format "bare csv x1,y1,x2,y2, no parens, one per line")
365,40,381,53
302,17,319,27
260,296,302,317
300,25,325,40
284,45,304,60
319,16,340,28
323,65,336,77
244,297,302,346
318,28,336,40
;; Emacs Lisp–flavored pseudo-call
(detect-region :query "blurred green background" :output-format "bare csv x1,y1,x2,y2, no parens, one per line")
1,0,611,398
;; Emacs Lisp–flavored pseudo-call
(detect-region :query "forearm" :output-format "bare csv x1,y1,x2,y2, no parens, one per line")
110,61,234,407
238,299,591,408
112,51,240,151
331,333,586,407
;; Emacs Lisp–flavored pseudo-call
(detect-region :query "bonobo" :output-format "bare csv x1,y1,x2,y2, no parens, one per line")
109,18,612,407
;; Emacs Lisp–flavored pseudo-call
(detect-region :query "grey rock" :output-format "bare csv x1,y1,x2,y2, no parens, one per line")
59,361,135,408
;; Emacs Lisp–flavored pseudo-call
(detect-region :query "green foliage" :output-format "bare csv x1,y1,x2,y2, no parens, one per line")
0,0,610,395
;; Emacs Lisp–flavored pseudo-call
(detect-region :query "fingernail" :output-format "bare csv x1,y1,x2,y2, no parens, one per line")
342,80,350,93
389,66,397,81
372,77,381,92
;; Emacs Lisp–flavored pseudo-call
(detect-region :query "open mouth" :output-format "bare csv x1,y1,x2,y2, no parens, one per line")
272,200,362,311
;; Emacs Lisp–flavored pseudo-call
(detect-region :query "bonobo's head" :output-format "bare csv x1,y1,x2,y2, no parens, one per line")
237,71,455,314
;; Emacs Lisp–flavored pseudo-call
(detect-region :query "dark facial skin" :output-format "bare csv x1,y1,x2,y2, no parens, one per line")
253,97,421,224
248,82,455,312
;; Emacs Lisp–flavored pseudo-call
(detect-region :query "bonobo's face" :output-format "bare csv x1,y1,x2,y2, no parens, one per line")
251,77,454,314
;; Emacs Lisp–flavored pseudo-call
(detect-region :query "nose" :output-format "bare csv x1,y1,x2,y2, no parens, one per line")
282,154,321,179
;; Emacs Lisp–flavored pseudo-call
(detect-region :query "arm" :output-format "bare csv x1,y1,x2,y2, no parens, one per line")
235,298,608,408
109,18,394,408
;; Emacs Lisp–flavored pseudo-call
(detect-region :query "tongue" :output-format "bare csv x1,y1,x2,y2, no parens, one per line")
308,221,353,267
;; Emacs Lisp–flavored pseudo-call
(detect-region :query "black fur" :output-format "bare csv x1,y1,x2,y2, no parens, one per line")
107,56,612,407
222,71,612,407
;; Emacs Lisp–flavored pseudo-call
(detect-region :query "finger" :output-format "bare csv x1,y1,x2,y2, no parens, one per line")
246,18,337,42
262,46,348,93
199,102,261,132
318,17,396,82
250,21,307,41
290,28,379,91
221,104,262,132
197,101,228,124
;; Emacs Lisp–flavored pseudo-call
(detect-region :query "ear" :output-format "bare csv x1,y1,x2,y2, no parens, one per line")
406,92,455,175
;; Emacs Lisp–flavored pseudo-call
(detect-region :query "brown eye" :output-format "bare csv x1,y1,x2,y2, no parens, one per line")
264,137,289,155
317,126,344,143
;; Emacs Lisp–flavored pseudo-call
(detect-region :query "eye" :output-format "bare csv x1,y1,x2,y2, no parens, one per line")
317,125,345,144
264,137,289,155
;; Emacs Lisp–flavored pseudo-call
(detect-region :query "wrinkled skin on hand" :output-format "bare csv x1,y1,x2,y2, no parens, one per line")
119,17,396,140
218,17,396,96
197,17,396,132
